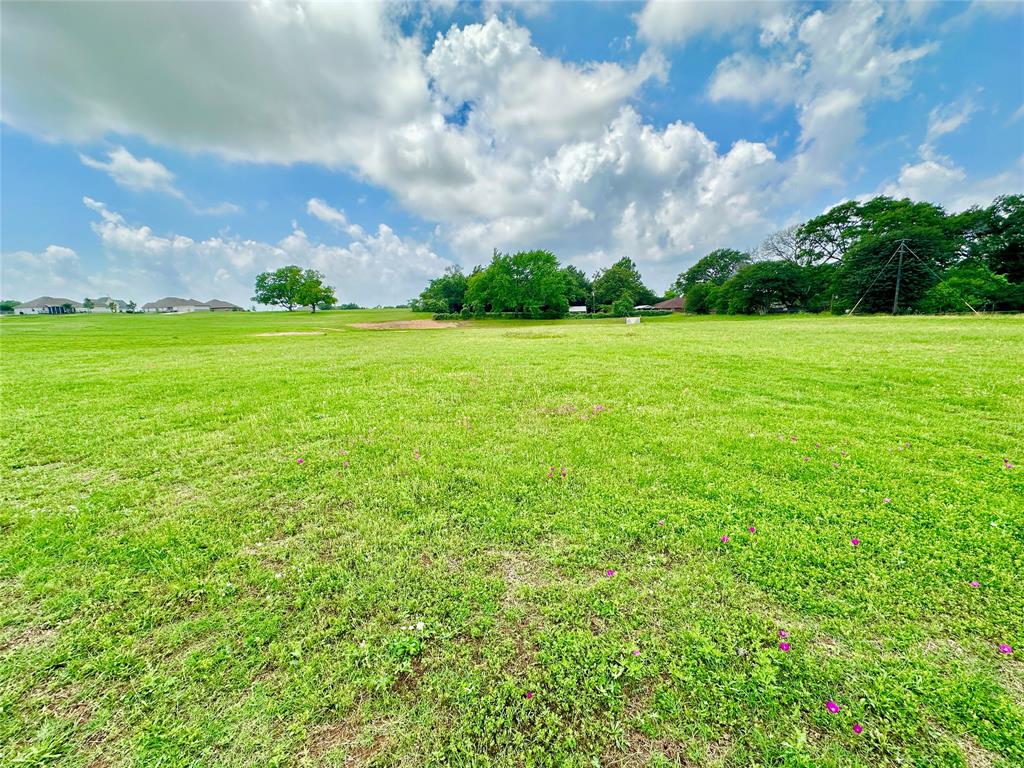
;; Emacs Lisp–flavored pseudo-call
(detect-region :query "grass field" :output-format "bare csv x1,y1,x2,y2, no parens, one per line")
1,310,1022,768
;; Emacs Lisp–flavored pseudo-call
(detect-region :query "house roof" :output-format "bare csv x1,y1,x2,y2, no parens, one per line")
92,296,128,306
142,297,209,308
653,296,686,310
205,299,242,309
15,296,83,309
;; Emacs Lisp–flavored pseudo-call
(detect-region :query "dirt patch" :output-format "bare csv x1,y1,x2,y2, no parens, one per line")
253,331,325,337
958,736,999,768
348,320,458,330
306,711,388,764
0,624,58,654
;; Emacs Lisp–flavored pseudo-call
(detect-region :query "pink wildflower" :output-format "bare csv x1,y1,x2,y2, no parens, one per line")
851,538,860,547
883,497,891,504
748,526,756,534
296,458,304,464
853,723,863,734
720,535,730,543
998,644,1013,654
657,519,666,526
605,569,616,578
632,649,641,656
970,581,981,588
779,642,790,652
826,700,840,714
524,691,534,699
778,630,788,639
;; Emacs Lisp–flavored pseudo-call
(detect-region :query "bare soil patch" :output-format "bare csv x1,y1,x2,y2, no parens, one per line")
253,331,325,337
348,320,458,330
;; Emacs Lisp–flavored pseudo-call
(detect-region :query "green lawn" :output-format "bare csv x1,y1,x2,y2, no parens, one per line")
1,310,1021,767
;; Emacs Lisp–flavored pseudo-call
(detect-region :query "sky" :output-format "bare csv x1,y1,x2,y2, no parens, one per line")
1,0,1022,308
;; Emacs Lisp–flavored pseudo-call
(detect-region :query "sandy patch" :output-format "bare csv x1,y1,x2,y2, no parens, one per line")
253,331,325,337
348,320,458,330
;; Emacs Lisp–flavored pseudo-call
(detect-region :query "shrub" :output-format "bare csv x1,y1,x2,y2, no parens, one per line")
611,296,634,317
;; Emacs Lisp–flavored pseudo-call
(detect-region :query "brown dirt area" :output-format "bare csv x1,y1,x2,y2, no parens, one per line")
348,320,458,330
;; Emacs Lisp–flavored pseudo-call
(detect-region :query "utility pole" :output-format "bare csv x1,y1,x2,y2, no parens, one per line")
891,240,906,315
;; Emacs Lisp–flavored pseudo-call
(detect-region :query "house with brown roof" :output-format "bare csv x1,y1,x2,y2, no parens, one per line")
13,296,83,315
205,299,244,312
652,296,686,312
141,297,211,313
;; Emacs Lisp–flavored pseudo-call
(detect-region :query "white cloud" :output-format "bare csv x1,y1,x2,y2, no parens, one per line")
306,198,364,238
79,146,240,215
925,98,977,145
881,155,1023,212
636,0,787,46
708,2,936,195
1,245,100,301
2,198,452,306
1,1,1017,302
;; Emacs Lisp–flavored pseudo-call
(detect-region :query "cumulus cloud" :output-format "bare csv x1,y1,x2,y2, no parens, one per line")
1,1,1018,301
79,146,240,215
881,155,1024,212
636,0,787,46
706,2,936,197
2,199,452,307
1,245,99,300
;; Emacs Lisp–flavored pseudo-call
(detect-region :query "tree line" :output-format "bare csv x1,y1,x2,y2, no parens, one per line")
410,194,1022,317
409,251,659,318
678,194,1022,315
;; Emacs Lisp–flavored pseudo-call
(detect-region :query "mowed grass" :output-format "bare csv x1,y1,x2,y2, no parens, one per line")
1,310,1022,768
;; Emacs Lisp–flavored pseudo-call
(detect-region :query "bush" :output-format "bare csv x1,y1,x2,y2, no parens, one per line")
611,296,634,317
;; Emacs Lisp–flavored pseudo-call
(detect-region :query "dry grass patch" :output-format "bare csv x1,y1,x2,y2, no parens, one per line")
348,319,457,330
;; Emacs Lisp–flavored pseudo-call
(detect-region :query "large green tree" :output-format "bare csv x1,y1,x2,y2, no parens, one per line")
253,265,306,311
592,258,657,306
465,250,569,317
561,265,592,307
254,265,335,312
673,249,751,294
712,261,808,314
963,195,1023,284
411,266,468,313
295,269,337,312
797,197,965,313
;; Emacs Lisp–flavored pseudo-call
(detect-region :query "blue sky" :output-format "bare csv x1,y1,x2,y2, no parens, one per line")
2,0,1021,307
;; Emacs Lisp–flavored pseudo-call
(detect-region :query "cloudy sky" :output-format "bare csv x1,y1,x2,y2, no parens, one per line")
1,1,1021,307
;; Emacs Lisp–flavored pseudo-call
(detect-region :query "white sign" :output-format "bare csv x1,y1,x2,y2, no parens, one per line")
625,316,641,325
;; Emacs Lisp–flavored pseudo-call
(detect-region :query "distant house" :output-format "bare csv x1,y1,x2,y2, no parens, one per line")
14,296,83,315
206,299,244,312
652,296,686,312
568,305,588,314
86,296,129,313
141,297,211,313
